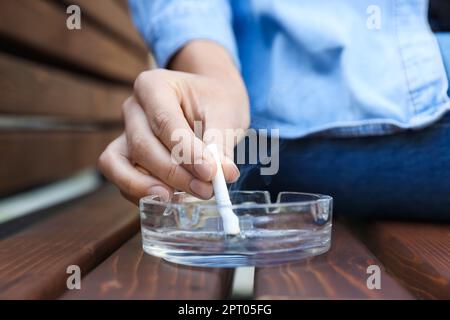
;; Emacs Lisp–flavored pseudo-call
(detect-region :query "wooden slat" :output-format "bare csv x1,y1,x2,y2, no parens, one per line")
62,234,234,300
0,0,148,82
113,0,130,12
58,0,147,53
364,222,450,299
0,185,139,299
0,52,128,120
0,129,119,195
254,222,414,299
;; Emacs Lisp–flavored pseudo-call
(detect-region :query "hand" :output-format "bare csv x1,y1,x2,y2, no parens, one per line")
98,41,250,203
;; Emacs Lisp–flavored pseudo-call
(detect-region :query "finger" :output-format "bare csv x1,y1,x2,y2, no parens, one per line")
98,134,173,203
133,75,216,181
120,191,140,204
221,154,240,183
122,100,213,199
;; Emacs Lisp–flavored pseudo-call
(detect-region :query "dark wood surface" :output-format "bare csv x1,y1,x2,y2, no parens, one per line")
0,0,148,82
0,185,139,299
363,222,450,299
62,234,234,300
113,0,130,12
254,222,414,299
58,0,147,54
0,51,128,121
0,129,120,195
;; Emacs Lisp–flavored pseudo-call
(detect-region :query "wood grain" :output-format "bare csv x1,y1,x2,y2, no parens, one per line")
0,52,128,120
363,222,450,299
0,185,139,299
62,234,234,300
58,0,147,54
0,0,148,82
0,129,120,195
254,222,414,299
113,0,130,12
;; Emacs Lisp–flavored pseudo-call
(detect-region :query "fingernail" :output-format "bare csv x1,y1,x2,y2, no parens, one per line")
189,179,213,199
149,186,170,202
193,160,213,181
224,157,240,182
229,170,240,183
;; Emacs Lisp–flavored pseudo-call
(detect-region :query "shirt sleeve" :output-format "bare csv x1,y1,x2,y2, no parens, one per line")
128,0,239,68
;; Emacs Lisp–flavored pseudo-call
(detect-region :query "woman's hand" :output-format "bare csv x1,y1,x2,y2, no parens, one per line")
98,41,249,203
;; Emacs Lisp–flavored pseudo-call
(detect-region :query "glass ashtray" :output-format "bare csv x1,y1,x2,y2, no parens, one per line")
140,191,333,267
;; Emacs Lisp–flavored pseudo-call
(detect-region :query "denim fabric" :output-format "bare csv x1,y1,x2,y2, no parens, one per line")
237,115,450,221
129,0,450,138
436,33,450,95
236,36,450,221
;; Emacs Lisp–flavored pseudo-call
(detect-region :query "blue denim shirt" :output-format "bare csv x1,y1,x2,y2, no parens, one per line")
129,0,450,138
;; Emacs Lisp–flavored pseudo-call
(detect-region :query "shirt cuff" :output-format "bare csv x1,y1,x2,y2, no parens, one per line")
145,3,240,69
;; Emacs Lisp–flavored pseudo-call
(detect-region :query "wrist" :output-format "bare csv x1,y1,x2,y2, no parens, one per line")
170,40,250,129
168,40,241,83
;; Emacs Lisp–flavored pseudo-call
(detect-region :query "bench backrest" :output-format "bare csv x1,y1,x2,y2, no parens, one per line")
0,0,149,197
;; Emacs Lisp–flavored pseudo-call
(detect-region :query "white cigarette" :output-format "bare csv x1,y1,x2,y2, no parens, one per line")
206,144,241,235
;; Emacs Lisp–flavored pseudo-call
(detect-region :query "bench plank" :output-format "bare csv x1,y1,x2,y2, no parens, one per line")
254,222,414,299
0,52,128,120
0,129,119,195
364,222,450,299
113,0,130,12
62,234,234,300
0,0,148,82
0,185,139,299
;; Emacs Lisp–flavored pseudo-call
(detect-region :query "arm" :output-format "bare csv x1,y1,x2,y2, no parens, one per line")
98,1,249,203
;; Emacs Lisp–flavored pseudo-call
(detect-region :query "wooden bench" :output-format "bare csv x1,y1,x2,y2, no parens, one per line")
0,0,449,300
362,222,450,299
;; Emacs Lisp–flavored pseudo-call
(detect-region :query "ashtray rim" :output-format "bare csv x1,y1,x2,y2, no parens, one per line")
140,190,333,211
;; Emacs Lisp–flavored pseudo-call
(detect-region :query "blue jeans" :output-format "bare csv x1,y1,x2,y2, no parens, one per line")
236,33,450,222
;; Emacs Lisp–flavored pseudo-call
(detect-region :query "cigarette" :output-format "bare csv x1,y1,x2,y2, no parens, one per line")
206,144,241,235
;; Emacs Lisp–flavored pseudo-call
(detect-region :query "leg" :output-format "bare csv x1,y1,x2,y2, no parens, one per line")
237,33,450,221
237,114,450,221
